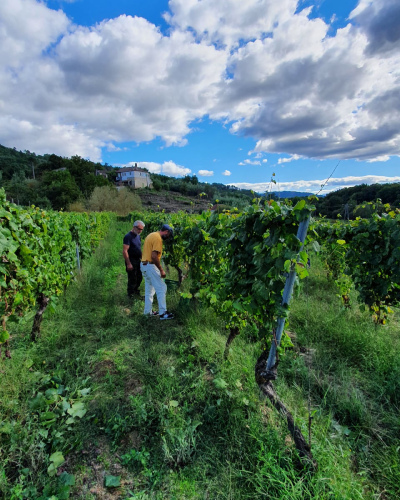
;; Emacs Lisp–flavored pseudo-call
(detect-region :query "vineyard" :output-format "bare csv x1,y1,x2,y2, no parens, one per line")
1,194,400,499
0,188,115,349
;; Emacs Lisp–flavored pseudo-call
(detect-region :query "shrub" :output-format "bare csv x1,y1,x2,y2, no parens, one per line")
67,201,86,212
87,186,142,215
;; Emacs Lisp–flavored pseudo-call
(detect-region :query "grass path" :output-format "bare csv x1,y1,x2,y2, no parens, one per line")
1,223,399,499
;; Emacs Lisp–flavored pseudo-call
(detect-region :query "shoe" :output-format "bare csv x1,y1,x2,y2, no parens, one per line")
144,311,159,317
159,311,174,320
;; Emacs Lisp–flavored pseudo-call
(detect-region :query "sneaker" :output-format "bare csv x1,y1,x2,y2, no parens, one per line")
159,311,174,320
144,311,159,317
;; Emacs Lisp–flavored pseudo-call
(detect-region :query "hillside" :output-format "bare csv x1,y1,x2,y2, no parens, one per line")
137,190,211,213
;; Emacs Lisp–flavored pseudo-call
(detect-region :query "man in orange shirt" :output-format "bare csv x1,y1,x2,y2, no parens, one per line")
140,224,174,320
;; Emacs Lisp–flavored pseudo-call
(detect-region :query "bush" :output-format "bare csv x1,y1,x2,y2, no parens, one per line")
67,201,86,212
87,186,142,215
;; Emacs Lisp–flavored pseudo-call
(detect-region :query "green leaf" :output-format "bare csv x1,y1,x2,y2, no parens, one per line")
213,378,228,389
48,451,64,476
169,400,179,407
29,393,47,410
40,411,57,421
0,422,12,434
293,200,306,211
232,301,244,312
78,388,91,396
13,292,24,306
67,402,87,419
312,241,321,252
337,239,346,245
0,330,10,343
59,471,75,486
104,475,121,488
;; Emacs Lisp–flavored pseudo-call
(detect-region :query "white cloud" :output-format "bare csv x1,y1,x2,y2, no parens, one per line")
166,0,297,49
238,159,261,165
198,169,214,176
277,155,300,164
0,0,399,164
0,0,70,67
128,161,191,177
231,175,400,194
0,1,227,159
222,170,231,176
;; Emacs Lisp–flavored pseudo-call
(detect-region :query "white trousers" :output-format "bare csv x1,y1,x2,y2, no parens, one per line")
140,263,167,315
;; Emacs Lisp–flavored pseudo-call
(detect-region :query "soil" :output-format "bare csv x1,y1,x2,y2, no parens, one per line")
137,190,211,213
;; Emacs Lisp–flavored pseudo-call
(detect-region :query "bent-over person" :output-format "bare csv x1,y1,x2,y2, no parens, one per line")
123,220,145,298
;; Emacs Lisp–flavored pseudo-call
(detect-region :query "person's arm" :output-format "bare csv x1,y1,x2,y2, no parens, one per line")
123,244,133,270
151,250,166,277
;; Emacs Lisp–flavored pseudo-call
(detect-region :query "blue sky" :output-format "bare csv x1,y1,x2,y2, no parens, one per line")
1,0,400,194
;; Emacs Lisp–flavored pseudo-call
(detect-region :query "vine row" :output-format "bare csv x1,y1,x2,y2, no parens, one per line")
0,188,115,349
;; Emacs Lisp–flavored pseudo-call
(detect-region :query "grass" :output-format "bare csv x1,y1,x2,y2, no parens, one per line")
1,224,399,499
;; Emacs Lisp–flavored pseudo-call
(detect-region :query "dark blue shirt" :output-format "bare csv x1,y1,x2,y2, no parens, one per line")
123,231,142,260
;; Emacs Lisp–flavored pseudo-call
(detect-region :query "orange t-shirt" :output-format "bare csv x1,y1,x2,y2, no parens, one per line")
142,232,163,262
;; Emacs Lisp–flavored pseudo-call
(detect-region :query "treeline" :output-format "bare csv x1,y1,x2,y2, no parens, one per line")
313,182,400,219
0,145,117,210
0,144,254,211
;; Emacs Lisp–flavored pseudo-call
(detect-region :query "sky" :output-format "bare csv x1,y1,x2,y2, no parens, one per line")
1,0,400,195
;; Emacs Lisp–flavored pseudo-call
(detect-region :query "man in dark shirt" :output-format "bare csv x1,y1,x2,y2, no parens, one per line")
123,220,145,298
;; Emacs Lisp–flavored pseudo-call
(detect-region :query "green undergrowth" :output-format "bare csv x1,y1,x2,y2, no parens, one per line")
1,223,398,499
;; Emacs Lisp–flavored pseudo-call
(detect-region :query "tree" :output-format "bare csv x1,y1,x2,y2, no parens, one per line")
41,170,81,210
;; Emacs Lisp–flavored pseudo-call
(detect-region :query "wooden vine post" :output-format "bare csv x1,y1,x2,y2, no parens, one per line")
255,216,317,468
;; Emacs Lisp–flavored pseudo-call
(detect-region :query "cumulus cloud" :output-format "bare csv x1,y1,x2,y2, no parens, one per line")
222,170,231,176
128,161,191,177
0,0,227,159
349,0,400,56
198,169,214,176
166,0,297,49
238,159,261,165
0,0,399,164
278,155,300,164
231,175,400,194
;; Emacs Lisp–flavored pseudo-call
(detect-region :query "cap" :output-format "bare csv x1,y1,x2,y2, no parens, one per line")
161,224,174,237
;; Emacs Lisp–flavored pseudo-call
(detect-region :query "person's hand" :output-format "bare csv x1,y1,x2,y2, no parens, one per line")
127,263,133,271
161,270,166,278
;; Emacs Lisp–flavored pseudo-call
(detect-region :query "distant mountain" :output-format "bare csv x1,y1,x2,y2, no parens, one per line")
269,190,314,198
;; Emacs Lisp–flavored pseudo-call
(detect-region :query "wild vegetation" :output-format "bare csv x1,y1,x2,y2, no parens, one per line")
314,182,400,219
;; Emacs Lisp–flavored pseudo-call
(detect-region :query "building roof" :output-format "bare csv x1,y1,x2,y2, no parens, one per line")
116,164,149,174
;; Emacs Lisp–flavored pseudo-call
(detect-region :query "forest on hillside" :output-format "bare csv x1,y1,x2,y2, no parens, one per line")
313,182,400,219
0,144,253,211
0,144,399,216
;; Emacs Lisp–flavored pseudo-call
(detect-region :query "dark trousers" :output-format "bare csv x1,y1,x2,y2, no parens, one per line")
126,259,142,297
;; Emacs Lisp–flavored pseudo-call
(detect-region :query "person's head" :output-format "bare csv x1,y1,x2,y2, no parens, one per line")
132,220,145,235
160,223,173,240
